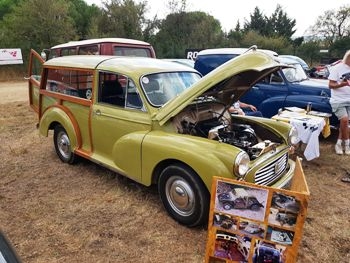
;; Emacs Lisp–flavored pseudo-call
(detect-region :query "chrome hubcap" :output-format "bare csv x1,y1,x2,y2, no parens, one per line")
57,131,71,159
165,176,195,216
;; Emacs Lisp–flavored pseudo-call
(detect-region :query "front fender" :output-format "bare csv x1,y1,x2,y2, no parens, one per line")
39,105,80,150
141,131,240,190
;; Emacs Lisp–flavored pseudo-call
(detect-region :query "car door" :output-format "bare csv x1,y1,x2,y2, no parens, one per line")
240,70,289,117
90,71,152,181
28,49,45,114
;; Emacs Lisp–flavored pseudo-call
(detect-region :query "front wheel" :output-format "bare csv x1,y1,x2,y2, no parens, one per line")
53,125,77,164
158,164,210,227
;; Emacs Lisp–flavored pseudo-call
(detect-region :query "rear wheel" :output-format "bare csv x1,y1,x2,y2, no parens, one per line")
158,164,210,227
53,125,77,164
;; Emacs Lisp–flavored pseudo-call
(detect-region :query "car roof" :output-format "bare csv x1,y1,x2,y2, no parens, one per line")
51,38,152,49
279,55,309,68
197,47,278,57
44,55,198,76
277,57,300,65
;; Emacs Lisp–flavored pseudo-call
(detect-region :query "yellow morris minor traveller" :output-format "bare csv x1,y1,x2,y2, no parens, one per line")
28,49,297,227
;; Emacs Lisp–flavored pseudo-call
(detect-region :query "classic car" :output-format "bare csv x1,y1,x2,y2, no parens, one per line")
195,49,337,127
28,49,297,227
41,37,156,60
253,242,283,263
218,188,264,211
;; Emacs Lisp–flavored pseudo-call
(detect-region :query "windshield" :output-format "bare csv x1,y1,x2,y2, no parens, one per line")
141,72,201,106
282,63,308,82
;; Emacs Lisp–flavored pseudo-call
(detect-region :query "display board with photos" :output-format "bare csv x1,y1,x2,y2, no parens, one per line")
205,157,309,263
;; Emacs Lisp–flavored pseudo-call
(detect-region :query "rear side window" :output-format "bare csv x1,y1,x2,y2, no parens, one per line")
113,46,151,57
79,45,99,55
46,68,93,100
194,54,237,76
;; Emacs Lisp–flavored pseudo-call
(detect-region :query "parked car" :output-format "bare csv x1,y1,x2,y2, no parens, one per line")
279,55,310,73
41,37,156,60
28,49,297,227
194,47,278,76
162,58,195,68
195,50,336,126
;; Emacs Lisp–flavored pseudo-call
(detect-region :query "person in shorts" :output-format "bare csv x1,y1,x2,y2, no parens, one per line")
328,50,350,159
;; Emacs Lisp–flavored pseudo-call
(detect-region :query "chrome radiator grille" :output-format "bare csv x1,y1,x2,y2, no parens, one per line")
255,153,288,186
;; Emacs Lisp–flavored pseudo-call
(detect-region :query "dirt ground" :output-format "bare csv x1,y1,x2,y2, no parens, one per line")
0,81,349,263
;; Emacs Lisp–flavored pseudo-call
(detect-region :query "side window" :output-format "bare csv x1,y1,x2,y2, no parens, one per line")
98,72,125,107
126,79,144,110
46,68,93,100
113,46,151,57
270,72,284,84
61,48,77,57
79,45,99,55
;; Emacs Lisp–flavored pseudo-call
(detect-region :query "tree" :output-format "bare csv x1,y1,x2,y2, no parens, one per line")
154,11,224,58
67,0,100,40
311,5,350,45
243,5,296,41
0,0,76,55
297,40,323,66
96,0,148,39
243,7,269,36
329,36,350,58
240,30,292,55
0,0,20,20
268,4,296,40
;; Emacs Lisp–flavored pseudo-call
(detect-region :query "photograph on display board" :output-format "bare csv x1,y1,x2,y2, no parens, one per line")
238,219,266,239
266,226,295,246
268,192,301,229
213,212,238,231
213,230,251,262
215,181,268,222
252,239,287,263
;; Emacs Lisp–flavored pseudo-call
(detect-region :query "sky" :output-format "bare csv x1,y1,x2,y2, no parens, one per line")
84,0,349,37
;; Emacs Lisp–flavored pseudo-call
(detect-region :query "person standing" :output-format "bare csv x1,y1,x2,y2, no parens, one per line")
328,50,350,156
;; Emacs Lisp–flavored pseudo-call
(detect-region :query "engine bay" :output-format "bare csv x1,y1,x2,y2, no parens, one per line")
172,101,283,159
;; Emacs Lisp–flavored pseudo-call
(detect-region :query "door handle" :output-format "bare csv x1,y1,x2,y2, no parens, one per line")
94,109,101,116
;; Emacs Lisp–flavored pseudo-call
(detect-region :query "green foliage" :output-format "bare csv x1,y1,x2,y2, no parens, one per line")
2,0,345,67
68,0,100,40
0,0,76,59
268,5,296,39
95,0,147,39
296,41,323,66
240,31,292,54
154,11,224,58
0,0,20,20
243,5,296,41
244,7,269,36
329,37,350,58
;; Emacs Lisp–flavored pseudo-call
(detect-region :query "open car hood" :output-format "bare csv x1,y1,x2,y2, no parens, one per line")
155,50,285,125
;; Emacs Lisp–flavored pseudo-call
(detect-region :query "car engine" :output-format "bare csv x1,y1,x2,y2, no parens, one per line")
172,102,280,160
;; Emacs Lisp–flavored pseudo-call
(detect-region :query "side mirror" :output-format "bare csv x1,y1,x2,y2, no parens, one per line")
0,231,21,263
40,49,50,61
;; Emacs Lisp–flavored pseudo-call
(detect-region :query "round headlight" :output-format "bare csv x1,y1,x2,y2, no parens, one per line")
234,151,250,177
288,126,299,145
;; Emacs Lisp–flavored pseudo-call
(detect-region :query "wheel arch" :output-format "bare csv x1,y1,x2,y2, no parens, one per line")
39,105,82,150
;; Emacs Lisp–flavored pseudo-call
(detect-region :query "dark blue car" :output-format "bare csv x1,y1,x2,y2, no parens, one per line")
194,50,337,126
